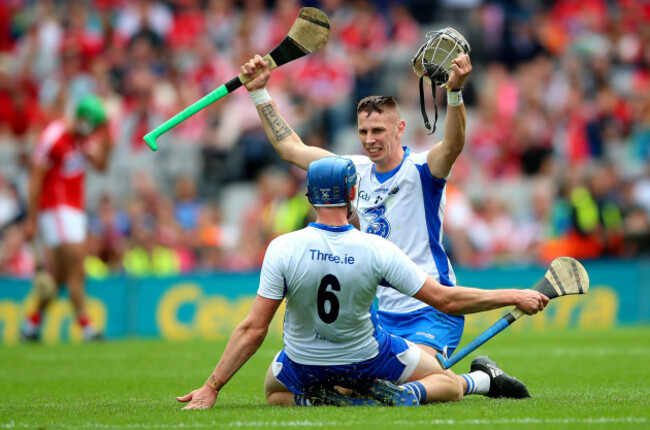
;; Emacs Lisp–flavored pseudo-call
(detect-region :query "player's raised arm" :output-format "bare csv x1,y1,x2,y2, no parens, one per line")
84,124,112,172
176,295,281,409
241,55,332,171
74,94,112,171
425,53,472,179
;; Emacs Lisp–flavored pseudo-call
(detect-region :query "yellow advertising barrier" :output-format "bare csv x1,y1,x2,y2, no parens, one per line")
1,257,646,345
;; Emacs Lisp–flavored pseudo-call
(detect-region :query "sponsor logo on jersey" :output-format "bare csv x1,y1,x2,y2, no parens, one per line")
370,186,400,205
314,332,338,343
371,185,399,196
309,249,355,264
364,205,391,238
416,332,436,340
359,190,371,202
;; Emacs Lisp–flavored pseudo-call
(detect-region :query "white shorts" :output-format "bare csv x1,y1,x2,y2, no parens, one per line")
38,206,87,247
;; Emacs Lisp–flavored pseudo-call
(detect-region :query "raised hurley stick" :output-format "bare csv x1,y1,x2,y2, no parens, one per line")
436,257,590,369
143,7,330,151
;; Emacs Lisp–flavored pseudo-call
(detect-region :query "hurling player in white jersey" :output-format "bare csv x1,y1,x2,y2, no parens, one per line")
177,156,548,409
237,54,503,398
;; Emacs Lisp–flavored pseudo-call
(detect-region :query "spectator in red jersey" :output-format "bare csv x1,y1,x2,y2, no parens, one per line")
267,0,301,49
0,55,44,139
167,0,206,52
64,0,105,61
21,94,112,342
184,34,238,103
0,1,13,53
290,44,355,142
338,0,388,99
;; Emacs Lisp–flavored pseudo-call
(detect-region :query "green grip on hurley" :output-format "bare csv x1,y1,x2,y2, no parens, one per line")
144,7,331,152
144,84,231,151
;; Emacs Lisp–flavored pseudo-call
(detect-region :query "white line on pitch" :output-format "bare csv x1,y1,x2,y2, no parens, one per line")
1,417,647,428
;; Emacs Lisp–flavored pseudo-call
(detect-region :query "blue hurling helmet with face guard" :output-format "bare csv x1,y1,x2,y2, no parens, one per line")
307,156,358,207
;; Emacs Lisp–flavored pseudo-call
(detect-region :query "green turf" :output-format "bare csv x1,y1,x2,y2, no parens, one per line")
1,328,648,429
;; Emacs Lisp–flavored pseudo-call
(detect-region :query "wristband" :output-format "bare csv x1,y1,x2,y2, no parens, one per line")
249,88,272,106
207,375,224,392
447,89,463,107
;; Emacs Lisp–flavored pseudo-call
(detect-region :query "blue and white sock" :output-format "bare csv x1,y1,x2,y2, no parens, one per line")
460,371,490,395
400,381,427,403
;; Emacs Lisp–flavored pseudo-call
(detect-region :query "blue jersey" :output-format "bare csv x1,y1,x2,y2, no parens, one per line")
345,147,457,314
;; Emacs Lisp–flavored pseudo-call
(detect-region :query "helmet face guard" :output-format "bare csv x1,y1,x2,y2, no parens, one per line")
412,28,471,134
413,28,471,87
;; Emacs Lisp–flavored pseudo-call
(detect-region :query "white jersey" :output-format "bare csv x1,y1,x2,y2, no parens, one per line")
258,223,427,366
344,147,457,314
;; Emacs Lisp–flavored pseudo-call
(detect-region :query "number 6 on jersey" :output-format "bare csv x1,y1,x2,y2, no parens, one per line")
317,274,341,324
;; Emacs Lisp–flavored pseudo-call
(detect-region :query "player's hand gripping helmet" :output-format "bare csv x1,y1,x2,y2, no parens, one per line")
307,156,359,209
412,27,470,134
75,94,107,136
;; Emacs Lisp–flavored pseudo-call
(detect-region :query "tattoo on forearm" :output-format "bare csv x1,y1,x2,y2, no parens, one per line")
260,105,293,141
207,374,224,392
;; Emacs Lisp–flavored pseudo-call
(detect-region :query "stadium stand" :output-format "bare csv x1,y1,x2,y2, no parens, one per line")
0,0,649,278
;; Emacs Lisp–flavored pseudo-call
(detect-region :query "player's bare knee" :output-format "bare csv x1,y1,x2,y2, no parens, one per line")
65,244,86,265
452,374,464,402
444,371,463,400
265,391,284,405
264,378,293,406
264,363,290,404
263,381,277,402
439,371,463,402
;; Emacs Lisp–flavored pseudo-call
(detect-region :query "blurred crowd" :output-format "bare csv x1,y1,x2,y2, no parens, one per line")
0,0,649,279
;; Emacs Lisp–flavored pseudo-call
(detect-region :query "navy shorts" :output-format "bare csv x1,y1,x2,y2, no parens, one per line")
377,307,464,356
271,328,420,395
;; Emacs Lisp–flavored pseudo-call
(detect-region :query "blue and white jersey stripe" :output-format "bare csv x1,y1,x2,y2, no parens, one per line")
345,147,457,314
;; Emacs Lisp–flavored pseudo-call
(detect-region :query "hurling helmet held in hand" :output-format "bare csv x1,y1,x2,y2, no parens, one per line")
412,27,471,134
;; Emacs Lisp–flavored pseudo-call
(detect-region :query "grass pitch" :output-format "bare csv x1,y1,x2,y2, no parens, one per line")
1,328,648,429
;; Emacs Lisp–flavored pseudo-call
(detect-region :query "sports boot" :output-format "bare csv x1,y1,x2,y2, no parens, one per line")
83,326,104,342
470,356,531,399
296,388,379,407
20,319,41,342
369,379,419,406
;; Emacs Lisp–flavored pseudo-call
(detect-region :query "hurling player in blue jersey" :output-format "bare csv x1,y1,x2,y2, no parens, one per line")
237,53,523,400
177,156,548,409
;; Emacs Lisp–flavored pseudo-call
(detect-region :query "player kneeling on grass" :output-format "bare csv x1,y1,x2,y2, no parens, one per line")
177,157,548,409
